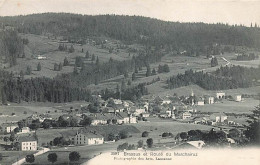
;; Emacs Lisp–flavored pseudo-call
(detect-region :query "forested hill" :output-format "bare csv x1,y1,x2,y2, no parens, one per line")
0,13,260,48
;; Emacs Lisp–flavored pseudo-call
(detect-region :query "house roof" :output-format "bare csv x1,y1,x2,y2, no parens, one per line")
77,128,103,138
116,112,129,118
1,123,17,127
17,136,37,142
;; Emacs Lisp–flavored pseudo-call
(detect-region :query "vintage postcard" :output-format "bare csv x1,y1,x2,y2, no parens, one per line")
0,0,259,165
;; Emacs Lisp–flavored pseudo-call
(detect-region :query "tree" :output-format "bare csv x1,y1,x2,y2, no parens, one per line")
244,105,260,145
85,51,90,58
68,45,75,53
146,138,153,148
73,64,78,75
58,62,63,71
54,63,59,71
9,132,15,142
26,154,35,164
137,140,143,148
180,132,188,141
108,133,116,141
26,66,32,75
152,68,156,75
91,54,95,61
119,130,128,139
112,119,117,124
132,72,136,81
37,62,41,71
145,65,151,77
80,116,93,126
163,64,170,72
48,153,58,164
69,151,81,162
142,131,149,137
63,57,69,66
211,57,218,67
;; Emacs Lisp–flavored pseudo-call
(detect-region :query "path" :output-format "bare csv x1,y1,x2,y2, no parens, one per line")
11,148,50,165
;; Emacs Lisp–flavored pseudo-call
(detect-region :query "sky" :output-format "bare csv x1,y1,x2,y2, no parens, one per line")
0,0,259,26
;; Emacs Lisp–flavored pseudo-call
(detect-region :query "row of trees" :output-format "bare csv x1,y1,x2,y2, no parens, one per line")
167,65,260,90
25,151,80,164
0,30,24,67
236,53,259,61
1,13,260,49
0,70,92,104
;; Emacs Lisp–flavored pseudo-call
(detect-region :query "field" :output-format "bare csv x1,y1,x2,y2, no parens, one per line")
5,33,138,78
195,98,258,114
0,150,36,164
22,119,214,164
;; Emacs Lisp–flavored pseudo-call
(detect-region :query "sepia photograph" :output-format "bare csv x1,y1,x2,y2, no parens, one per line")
0,0,259,165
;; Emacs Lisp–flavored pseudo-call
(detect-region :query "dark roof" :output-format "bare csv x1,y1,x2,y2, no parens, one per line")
1,123,17,127
18,136,37,142
77,128,103,138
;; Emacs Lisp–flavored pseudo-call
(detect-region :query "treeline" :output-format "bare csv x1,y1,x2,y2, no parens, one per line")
167,65,260,90
0,70,92,104
236,53,259,61
0,30,24,67
101,83,148,101
1,13,260,49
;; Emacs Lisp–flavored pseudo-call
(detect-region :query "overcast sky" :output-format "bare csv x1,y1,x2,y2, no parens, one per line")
0,0,259,26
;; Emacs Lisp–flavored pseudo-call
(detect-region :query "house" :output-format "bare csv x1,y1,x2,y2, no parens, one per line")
116,112,130,124
17,135,37,151
216,92,225,99
204,96,214,104
135,108,146,116
141,113,150,118
210,113,228,123
193,116,210,124
180,112,192,120
197,98,204,106
1,123,18,133
234,95,242,102
91,114,110,125
114,104,125,112
21,127,30,134
74,130,104,145
25,114,45,125
36,55,46,60
225,116,237,125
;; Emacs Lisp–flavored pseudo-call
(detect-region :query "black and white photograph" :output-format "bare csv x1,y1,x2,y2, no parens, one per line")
0,0,259,165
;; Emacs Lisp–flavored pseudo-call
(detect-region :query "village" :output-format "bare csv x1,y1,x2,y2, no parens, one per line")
0,89,250,159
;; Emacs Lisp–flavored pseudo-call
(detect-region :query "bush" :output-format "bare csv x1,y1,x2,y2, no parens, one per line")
69,151,81,162
162,132,169,137
48,153,58,164
117,143,128,151
146,138,153,148
137,140,143,148
142,131,149,137
119,130,128,139
26,154,35,163
108,133,116,141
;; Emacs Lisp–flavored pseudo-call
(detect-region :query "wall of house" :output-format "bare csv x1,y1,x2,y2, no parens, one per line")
21,141,37,151
74,133,104,145
5,126,17,133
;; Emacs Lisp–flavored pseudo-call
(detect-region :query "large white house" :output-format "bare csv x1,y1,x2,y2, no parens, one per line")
74,130,104,145
17,136,37,151
1,123,18,133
